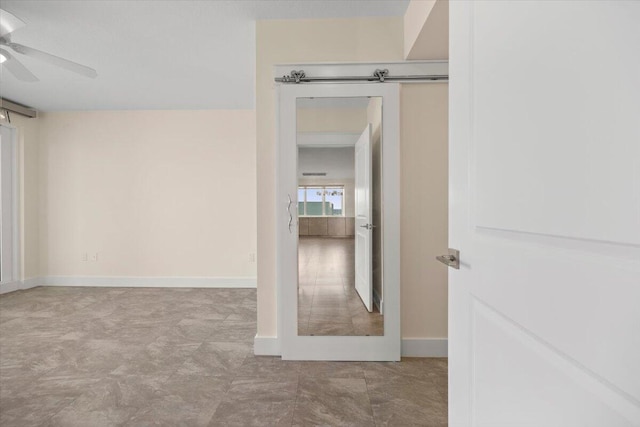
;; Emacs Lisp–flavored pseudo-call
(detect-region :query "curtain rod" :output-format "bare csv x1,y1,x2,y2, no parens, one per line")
0,98,37,118
274,69,448,84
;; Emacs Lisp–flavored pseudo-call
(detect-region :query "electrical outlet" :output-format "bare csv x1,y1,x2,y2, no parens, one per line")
248,252,256,262
90,253,98,262
81,252,88,262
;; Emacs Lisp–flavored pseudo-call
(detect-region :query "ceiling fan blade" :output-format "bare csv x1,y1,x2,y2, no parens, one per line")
0,48,38,82
0,9,25,37
7,42,97,78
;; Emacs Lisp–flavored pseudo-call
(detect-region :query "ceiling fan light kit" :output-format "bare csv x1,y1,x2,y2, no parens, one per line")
0,8,98,82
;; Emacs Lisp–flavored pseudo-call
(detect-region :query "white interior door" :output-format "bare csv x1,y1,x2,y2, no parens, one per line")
449,2,640,426
354,124,373,312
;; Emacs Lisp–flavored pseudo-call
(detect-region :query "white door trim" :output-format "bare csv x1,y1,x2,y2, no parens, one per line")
0,124,20,287
277,82,401,361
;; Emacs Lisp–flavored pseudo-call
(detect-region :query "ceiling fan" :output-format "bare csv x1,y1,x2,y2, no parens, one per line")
0,8,97,82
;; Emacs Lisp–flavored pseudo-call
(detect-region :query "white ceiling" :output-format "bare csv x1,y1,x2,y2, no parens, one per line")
0,1,409,111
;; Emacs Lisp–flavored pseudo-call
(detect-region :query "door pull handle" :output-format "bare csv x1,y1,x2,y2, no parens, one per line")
287,194,293,234
436,249,460,269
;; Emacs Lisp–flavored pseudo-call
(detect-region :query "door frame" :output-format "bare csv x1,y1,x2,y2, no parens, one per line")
276,82,401,360
0,124,20,289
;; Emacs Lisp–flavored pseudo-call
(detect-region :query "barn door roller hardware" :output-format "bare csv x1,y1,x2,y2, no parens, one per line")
275,68,448,84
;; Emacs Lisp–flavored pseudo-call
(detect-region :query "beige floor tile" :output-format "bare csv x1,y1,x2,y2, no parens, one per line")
0,287,448,426
292,377,375,426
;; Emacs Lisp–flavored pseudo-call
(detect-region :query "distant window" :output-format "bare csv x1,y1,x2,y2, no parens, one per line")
298,185,344,216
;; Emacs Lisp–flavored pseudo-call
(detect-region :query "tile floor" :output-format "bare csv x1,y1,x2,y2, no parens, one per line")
298,237,384,336
0,286,447,426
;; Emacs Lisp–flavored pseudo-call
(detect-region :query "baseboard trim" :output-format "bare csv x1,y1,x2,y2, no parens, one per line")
0,278,41,295
0,281,20,294
21,277,41,290
254,335,281,356
402,338,448,357
0,276,256,293
39,276,257,288
253,337,447,358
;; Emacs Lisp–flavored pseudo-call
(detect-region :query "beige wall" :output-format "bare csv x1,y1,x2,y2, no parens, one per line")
404,0,449,60
297,108,367,133
404,0,437,57
36,110,256,278
400,83,448,338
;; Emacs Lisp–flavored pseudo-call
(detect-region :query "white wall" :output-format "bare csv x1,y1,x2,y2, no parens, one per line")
298,147,354,179
36,110,256,280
